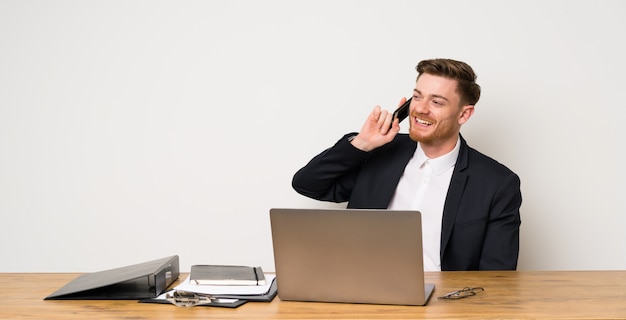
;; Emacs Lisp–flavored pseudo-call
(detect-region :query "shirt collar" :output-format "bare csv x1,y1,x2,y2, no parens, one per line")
415,137,460,175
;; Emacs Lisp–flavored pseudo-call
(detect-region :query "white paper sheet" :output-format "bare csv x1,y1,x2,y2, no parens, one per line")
174,274,276,295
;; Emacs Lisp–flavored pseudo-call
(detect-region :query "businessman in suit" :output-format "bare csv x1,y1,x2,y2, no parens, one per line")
292,58,522,271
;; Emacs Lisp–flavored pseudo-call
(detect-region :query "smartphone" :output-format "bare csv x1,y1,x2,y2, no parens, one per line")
390,98,412,128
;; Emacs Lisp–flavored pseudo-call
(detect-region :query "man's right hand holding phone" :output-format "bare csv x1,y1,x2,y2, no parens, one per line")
349,97,408,152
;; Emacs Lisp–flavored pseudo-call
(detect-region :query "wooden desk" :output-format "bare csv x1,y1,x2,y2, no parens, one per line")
2,271,625,319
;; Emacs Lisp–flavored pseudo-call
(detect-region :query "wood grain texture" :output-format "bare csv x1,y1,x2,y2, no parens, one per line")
2,271,625,319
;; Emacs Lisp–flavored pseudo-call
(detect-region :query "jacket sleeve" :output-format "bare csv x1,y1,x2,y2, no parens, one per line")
479,171,522,270
292,133,369,203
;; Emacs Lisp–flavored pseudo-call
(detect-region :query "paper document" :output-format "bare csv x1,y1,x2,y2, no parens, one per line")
175,274,276,295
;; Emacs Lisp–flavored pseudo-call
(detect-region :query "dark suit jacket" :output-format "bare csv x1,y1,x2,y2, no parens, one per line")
292,133,522,271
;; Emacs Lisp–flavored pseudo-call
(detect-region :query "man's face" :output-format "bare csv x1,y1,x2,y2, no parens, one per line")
408,73,473,149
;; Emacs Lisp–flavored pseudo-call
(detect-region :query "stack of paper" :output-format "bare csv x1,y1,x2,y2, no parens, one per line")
141,274,277,308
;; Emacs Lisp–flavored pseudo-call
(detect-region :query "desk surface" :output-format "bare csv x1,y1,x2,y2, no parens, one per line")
2,271,625,319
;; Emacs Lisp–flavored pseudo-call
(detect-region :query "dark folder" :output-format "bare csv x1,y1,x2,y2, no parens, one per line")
139,276,278,308
44,255,180,300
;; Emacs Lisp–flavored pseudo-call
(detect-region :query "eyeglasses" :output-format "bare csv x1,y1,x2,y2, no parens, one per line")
438,287,485,300
164,290,241,307
165,290,215,307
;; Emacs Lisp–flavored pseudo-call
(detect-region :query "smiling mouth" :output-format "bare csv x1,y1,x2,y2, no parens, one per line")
415,117,433,126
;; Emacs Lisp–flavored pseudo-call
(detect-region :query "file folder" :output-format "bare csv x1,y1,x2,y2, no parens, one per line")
44,255,180,300
139,276,278,308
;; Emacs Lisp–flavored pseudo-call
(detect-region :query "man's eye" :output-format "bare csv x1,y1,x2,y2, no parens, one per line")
432,100,445,106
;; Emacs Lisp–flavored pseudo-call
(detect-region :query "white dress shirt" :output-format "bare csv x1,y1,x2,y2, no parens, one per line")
388,138,460,271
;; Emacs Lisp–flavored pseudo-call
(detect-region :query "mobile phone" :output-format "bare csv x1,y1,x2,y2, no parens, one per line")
390,98,412,128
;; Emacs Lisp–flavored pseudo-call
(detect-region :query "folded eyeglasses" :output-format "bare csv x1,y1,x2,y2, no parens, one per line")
438,287,485,300
165,290,215,307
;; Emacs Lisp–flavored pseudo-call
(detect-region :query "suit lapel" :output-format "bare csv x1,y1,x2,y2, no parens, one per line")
384,136,418,205
440,135,469,255
371,135,417,208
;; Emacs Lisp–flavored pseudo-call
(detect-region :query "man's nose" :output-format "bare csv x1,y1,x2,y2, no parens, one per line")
412,100,428,114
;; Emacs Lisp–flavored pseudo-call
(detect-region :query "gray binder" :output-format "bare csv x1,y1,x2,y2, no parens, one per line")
44,255,179,300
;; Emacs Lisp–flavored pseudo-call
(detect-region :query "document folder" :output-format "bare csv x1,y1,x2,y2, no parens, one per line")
139,276,278,308
44,255,180,300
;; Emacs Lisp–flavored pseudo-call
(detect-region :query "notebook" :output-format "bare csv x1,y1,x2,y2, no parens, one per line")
269,208,435,306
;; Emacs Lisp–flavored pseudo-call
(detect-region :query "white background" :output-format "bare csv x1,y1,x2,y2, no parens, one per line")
1,0,625,272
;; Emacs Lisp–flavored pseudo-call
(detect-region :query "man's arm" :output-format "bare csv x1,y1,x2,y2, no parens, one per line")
479,172,522,270
292,134,368,203
292,102,405,202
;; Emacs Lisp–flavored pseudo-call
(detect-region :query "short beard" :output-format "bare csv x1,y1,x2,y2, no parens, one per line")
408,123,458,145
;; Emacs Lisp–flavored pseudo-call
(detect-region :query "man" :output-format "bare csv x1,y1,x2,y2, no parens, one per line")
292,58,522,271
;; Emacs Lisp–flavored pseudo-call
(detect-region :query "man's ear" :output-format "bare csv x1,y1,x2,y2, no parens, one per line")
458,105,475,125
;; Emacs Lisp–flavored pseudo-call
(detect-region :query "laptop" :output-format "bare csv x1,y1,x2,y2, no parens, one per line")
269,208,435,306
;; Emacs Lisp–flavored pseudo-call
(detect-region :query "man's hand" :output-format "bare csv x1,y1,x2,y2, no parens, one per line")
350,98,406,152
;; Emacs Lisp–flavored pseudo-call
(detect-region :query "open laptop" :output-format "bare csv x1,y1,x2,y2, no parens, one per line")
269,208,435,306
